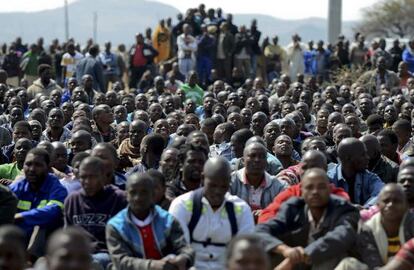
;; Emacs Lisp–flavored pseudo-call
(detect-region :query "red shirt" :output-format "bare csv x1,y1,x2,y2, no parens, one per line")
137,224,162,259
133,45,147,67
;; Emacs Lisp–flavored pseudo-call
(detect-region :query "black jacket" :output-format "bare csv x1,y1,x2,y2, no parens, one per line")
256,195,359,269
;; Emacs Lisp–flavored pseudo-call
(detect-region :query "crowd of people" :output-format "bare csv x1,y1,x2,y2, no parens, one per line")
2,3,414,270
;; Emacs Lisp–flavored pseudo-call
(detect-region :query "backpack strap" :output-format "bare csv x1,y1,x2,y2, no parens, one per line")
188,188,204,243
224,201,238,236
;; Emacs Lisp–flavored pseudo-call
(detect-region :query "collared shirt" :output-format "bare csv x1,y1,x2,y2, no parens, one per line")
0,162,21,180
209,142,234,162
169,192,254,270
307,208,327,244
41,127,72,143
327,164,384,207
243,174,266,211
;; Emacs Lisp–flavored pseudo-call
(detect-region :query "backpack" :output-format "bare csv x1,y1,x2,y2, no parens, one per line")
187,188,238,247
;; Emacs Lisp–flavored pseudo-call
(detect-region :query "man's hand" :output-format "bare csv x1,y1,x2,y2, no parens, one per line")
167,255,187,270
281,246,306,265
0,179,13,185
150,260,177,270
275,258,293,270
14,213,23,222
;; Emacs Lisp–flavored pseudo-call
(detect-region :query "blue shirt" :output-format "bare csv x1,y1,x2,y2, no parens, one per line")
327,164,384,207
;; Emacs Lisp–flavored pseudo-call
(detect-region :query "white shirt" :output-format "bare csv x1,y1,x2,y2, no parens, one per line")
169,192,254,270
61,51,84,79
176,34,197,60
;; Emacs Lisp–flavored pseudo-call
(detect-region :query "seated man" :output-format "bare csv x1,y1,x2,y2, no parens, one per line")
166,143,208,200
125,133,165,176
10,148,68,237
230,142,287,217
0,138,32,184
118,120,148,168
337,184,414,269
328,138,384,207
258,150,350,224
360,134,399,184
159,148,179,183
91,143,126,190
169,157,255,270
51,141,72,178
209,122,235,161
256,168,359,269
64,156,127,269
106,172,194,269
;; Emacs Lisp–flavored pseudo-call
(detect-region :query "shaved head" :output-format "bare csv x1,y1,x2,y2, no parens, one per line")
203,157,231,181
301,150,327,171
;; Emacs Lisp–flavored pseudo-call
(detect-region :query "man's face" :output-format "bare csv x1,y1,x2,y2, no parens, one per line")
116,125,129,142
50,91,62,106
384,105,397,123
182,151,206,183
70,136,90,155
227,94,239,107
164,97,175,113
280,121,295,139
398,171,414,202
378,188,407,222
273,136,293,156
129,124,146,147
149,105,163,123
48,110,64,129
228,114,242,130
378,135,397,158
122,98,135,113
204,173,230,208
333,128,352,146
47,238,91,270
359,99,372,115
244,146,267,176
114,107,127,122
240,109,252,125
52,147,68,172
14,139,32,163
246,98,259,113
251,115,266,134
127,180,154,214
23,153,49,185
13,126,31,142
135,95,148,110
10,108,23,124
80,165,104,197
154,120,170,139
160,150,178,179
301,174,330,208
264,124,281,148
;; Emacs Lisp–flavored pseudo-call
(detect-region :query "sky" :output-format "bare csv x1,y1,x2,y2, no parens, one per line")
0,0,378,21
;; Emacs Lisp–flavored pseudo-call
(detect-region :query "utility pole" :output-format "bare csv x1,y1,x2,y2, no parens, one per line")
64,0,69,41
93,12,98,42
328,0,342,44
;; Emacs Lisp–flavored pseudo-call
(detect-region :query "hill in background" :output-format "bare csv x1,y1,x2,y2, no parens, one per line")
0,0,356,46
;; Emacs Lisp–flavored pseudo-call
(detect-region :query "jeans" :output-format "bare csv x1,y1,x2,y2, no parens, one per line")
92,252,111,270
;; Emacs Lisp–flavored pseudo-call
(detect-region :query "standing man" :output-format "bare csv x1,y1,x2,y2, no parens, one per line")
128,33,158,89
27,64,62,99
177,24,197,79
76,45,105,92
216,22,234,82
99,42,120,91
61,42,83,86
